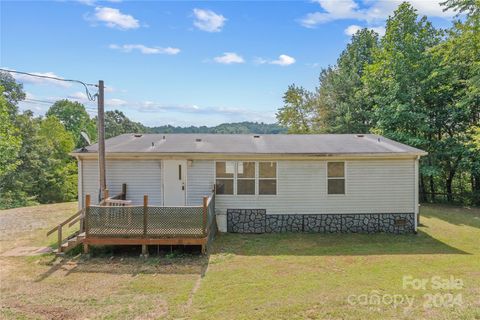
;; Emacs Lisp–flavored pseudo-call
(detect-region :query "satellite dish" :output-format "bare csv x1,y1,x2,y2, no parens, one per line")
80,132,91,146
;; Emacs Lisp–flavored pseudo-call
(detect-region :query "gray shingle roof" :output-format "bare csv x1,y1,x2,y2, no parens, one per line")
73,133,427,156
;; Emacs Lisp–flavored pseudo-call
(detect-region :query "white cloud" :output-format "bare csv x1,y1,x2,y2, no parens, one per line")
255,55,296,66
270,54,296,66
78,0,122,6
130,100,275,123
4,69,72,88
300,0,456,28
369,26,386,36
91,6,139,30
67,92,98,109
344,24,385,36
193,8,226,32
109,44,180,55
253,57,268,65
68,91,89,103
77,0,97,6
344,24,361,36
213,52,245,64
68,92,126,108
106,98,127,107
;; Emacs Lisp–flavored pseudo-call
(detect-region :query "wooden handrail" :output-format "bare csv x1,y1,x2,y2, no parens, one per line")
46,208,84,237
107,183,127,200
68,213,85,228
109,194,124,200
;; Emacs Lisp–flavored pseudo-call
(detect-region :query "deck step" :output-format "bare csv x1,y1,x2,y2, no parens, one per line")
57,234,85,255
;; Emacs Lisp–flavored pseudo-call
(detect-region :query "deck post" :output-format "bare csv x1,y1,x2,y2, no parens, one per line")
203,196,208,237
104,189,109,200
83,194,90,254
141,195,149,258
122,183,127,200
57,224,63,253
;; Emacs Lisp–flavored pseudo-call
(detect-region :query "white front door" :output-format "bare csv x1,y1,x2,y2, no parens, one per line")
163,160,187,206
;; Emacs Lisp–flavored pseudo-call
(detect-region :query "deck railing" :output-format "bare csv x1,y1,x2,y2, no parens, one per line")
48,184,217,255
84,191,216,240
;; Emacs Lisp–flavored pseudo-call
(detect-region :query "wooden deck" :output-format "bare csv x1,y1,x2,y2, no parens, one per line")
48,188,217,255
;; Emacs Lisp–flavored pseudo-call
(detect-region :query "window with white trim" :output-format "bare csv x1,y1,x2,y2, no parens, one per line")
215,161,234,195
215,161,277,195
259,162,277,195
327,162,345,195
237,161,256,195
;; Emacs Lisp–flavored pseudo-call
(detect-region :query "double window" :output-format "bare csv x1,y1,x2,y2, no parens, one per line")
327,162,345,195
215,161,277,195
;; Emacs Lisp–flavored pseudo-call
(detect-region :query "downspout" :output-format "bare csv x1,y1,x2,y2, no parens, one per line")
414,156,420,233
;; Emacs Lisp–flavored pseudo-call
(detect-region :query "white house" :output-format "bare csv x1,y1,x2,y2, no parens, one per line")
72,133,427,234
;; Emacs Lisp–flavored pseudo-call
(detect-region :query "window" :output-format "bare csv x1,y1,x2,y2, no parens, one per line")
327,162,345,195
259,162,277,195
237,162,255,194
216,161,234,194
215,161,278,195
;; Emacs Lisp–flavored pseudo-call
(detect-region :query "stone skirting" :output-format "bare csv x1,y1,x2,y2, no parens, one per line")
227,209,266,233
226,209,415,234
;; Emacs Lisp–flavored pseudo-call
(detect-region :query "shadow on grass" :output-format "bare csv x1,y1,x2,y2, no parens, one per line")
420,204,480,229
35,245,209,282
36,205,477,281
210,230,469,257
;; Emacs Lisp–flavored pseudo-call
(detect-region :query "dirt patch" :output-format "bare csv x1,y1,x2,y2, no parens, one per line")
0,202,77,253
1,302,76,320
1,246,52,257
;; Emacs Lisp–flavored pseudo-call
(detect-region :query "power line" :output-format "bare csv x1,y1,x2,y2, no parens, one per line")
0,68,98,101
24,97,96,108
24,98,58,105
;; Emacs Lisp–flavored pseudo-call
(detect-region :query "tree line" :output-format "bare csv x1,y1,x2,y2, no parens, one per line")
0,73,284,209
277,1,479,205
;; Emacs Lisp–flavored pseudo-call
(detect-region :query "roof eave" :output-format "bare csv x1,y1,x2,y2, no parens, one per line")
71,151,427,159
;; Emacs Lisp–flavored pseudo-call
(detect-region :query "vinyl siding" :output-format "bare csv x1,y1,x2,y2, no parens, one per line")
186,160,215,206
81,159,162,206
79,158,416,223
214,159,416,215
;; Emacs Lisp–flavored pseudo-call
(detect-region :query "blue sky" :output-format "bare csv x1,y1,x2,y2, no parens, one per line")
1,0,455,126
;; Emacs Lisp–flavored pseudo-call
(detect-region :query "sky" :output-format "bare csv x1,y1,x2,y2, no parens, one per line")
1,0,457,127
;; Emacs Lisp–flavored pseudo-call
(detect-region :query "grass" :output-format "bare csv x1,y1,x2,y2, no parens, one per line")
1,203,479,319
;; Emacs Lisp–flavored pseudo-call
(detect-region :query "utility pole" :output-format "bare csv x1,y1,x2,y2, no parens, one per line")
97,80,107,200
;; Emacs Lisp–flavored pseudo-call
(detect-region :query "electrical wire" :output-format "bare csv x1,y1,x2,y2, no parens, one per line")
23,98,58,105
0,68,98,101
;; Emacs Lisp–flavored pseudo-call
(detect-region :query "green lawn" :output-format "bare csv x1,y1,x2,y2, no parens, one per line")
1,203,479,319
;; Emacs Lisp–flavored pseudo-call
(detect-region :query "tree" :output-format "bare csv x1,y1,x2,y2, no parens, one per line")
277,28,378,134
150,122,286,134
276,84,318,133
104,110,148,139
0,87,21,177
362,3,445,199
46,100,97,147
0,71,26,117
319,29,379,133
441,0,480,18
429,0,480,202
36,116,76,203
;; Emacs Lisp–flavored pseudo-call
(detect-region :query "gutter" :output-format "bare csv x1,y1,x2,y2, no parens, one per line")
70,151,428,160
